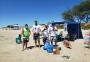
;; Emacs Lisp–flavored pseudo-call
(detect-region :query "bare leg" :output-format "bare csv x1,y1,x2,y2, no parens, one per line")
35,40,37,47
26,42,28,48
51,39,53,45
51,37,54,45
38,39,40,48
22,42,25,51
55,40,57,46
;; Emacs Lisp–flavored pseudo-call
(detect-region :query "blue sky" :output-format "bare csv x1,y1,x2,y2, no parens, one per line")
0,0,83,27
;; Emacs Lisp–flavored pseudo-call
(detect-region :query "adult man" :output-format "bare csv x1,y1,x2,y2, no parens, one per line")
32,21,41,48
21,24,31,51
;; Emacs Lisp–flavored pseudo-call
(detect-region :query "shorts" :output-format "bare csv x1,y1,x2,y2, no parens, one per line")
43,37,48,44
33,33,40,40
50,36,57,41
23,36,29,43
23,38,29,43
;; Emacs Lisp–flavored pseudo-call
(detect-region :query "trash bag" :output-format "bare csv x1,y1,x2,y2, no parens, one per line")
16,34,22,44
47,44,53,53
43,40,50,50
43,39,53,53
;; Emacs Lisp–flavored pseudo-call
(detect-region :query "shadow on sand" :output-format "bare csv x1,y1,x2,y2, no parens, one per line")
27,45,44,49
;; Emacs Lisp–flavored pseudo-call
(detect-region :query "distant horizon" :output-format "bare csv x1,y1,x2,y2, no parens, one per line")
0,0,83,27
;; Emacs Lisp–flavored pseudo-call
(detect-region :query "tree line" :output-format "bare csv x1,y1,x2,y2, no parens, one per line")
62,0,90,23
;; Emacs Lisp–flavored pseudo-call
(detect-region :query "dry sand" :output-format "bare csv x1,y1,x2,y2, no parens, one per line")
0,29,90,62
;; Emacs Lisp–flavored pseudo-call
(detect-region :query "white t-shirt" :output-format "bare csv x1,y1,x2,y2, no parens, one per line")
48,26,57,37
32,25,41,33
43,29,49,37
63,31,68,38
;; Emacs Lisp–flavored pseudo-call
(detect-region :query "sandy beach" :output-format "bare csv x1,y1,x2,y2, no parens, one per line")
0,29,90,62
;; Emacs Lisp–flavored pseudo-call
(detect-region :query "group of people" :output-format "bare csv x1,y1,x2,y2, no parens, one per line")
21,21,58,51
19,21,90,52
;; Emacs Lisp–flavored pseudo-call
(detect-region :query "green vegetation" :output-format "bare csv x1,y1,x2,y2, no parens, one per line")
62,0,90,23
81,24,90,30
56,24,64,29
7,25,14,28
56,23,90,30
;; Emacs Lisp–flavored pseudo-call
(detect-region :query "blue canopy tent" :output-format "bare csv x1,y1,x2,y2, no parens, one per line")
66,22,83,39
52,21,83,40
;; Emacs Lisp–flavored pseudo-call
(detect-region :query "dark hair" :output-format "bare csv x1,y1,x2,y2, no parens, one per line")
35,20,38,26
25,24,28,26
52,23,55,26
35,20,37,23
45,25,48,28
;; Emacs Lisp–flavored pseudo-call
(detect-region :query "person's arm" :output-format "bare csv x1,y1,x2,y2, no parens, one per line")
55,26,57,31
29,29,31,36
42,28,45,32
39,25,41,32
48,27,50,34
20,28,24,35
48,27,51,38
32,26,35,34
